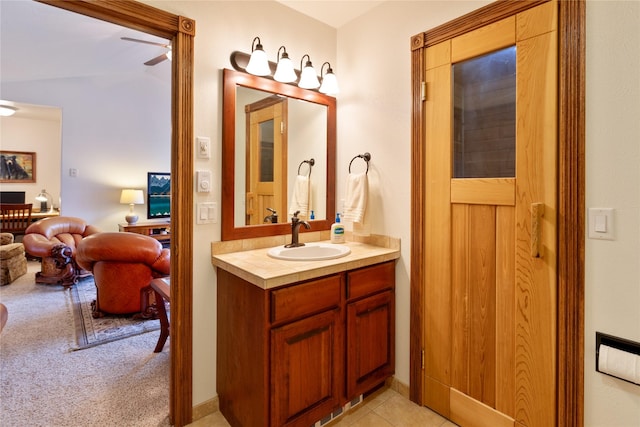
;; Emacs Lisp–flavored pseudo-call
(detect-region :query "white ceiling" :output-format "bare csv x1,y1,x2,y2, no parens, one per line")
277,1,383,28
0,1,171,84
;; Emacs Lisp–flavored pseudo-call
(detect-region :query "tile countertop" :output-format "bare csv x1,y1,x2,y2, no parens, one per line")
211,233,401,290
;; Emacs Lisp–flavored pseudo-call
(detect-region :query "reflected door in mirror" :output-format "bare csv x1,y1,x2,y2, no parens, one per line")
246,97,288,225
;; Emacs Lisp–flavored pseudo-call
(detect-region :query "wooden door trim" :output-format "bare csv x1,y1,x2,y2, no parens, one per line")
37,1,194,425
410,1,585,425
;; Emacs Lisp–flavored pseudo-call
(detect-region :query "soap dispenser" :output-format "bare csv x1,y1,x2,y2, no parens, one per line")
330,213,345,243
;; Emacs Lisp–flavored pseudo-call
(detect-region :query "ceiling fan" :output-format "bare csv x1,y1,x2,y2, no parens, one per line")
121,37,172,66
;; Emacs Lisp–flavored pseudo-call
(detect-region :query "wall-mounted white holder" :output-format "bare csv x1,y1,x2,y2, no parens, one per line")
596,332,640,385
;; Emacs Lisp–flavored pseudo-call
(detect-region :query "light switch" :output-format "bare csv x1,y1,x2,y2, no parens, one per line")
588,208,614,240
594,214,607,233
196,136,211,159
196,202,217,224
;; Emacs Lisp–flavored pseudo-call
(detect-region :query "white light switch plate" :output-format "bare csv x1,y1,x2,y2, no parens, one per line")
196,136,211,159
196,202,217,224
588,208,615,240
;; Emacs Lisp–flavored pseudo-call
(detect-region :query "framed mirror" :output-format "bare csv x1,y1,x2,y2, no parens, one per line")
222,68,336,241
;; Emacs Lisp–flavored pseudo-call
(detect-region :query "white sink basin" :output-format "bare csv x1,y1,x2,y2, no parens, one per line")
267,243,351,261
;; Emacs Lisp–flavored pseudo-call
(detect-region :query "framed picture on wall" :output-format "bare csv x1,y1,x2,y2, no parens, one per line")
0,151,36,183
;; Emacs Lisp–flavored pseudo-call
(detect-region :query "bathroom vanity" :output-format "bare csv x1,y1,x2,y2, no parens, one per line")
212,237,399,427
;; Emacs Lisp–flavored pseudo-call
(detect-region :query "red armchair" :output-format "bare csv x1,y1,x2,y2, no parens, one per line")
23,216,101,287
76,232,170,318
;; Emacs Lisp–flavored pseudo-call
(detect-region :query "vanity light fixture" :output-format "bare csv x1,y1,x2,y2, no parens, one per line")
273,46,297,83
245,36,270,76
0,105,17,117
319,62,339,95
298,54,320,89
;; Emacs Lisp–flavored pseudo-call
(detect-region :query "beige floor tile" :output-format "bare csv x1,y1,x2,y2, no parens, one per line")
188,411,231,427
186,387,456,427
373,394,450,427
345,411,395,427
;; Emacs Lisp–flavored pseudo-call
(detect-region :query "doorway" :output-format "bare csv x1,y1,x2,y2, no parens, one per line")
35,1,195,425
410,0,585,425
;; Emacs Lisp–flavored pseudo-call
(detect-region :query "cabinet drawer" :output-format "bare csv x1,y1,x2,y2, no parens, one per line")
271,274,342,324
347,261,395,300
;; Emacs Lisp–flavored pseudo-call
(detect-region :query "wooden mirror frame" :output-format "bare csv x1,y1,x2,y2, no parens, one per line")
222,68,336,241
37,1,194,426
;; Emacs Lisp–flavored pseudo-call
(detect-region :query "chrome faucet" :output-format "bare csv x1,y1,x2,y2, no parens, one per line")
285,210,311,248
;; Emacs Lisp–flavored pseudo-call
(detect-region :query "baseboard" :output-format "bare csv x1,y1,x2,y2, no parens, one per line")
192,377,410,423
386,376,410,399
192,396,219,421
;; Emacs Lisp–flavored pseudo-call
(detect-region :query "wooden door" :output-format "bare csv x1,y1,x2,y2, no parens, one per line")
246,98,287,225
423,3,557,426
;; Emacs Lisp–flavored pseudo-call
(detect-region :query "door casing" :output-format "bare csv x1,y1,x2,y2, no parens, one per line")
410,0,585,425
37,1,194,425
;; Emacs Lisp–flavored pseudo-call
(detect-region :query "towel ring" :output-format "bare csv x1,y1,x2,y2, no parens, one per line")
297,158,315,177
348,152,371,174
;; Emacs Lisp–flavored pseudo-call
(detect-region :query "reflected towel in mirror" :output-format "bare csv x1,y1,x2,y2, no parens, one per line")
289,175,311,219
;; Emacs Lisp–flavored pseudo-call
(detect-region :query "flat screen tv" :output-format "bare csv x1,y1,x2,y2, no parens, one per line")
147,172,170,219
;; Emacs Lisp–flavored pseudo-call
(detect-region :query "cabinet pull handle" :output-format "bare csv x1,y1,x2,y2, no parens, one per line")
531,202,543,258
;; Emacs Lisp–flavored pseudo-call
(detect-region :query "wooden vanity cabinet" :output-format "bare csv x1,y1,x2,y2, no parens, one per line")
217,260,395,427
346,261,395,399
270,275,344,427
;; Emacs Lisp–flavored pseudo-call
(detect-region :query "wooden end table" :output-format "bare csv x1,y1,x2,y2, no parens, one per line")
150,277,170,353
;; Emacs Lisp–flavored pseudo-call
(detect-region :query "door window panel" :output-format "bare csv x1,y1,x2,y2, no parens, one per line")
259,119,274,182
453,46,516,178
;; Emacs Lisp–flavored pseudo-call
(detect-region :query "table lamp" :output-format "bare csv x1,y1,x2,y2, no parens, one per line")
35,189,54,212
120,189,144,225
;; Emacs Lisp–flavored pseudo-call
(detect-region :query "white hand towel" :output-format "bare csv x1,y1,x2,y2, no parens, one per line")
289,175,310,218
343,172,368,224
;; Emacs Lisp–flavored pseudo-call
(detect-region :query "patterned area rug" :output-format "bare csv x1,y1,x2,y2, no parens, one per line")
70,277,161,350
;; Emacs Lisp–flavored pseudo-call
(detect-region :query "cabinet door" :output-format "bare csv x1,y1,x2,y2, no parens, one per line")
271,308,343,427
346,290,395,399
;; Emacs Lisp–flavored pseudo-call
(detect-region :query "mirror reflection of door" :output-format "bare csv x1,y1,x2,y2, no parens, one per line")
245,96,288,225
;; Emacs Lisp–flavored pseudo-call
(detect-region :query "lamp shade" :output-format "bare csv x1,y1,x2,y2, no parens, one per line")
298,55,320,89
120,189,144,205
320,71,339,95
0,105,17,117
245,37,270,76
274,47,297,83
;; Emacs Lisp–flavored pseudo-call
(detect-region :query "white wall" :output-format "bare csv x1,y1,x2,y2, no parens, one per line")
1,73,171,232
142,0,337,405
0,105,62,206
584,1,640,425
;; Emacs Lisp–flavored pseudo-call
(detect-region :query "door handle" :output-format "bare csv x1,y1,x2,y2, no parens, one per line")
531,202,543,258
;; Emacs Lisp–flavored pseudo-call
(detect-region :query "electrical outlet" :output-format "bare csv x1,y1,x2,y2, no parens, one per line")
196,136,211,159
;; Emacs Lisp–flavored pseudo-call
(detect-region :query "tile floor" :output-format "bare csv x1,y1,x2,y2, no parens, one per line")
188,387,458,427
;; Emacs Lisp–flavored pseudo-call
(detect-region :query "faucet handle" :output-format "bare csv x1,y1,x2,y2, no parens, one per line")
291,210,301,221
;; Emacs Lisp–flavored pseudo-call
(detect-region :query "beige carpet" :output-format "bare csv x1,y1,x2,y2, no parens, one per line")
0,261,171,426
